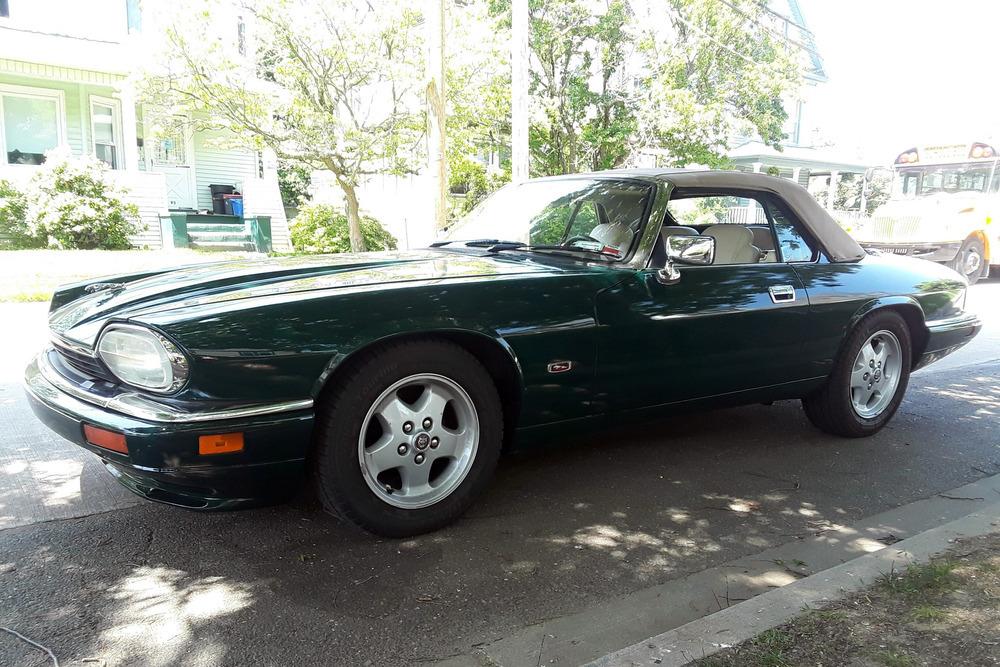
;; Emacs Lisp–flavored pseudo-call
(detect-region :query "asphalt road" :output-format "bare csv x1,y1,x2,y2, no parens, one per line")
1,281,998,667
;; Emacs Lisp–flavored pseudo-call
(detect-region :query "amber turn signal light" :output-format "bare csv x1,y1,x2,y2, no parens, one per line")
199,432,244,455
83,424,128,454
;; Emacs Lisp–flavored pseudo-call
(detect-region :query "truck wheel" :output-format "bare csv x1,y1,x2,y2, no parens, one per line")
802,310,912,438
312,340,503,537
949,236,985,285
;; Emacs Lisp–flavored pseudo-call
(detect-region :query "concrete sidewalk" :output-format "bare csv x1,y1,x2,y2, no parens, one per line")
592,498,1000,666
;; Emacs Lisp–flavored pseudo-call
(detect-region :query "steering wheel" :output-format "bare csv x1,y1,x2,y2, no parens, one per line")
565,234,599,246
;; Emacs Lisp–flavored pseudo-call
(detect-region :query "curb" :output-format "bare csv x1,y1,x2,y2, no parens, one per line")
587,501,1000,667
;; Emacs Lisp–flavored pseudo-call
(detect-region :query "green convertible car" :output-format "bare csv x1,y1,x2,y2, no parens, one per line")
25,170,981,536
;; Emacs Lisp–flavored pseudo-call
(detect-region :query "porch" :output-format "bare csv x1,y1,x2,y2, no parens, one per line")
0,57,288,251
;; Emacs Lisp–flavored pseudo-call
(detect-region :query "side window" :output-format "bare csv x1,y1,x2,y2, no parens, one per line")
765,198,817,262
666,193,776,265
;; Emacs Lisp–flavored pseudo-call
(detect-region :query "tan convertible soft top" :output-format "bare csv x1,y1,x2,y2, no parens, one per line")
574,168,867,263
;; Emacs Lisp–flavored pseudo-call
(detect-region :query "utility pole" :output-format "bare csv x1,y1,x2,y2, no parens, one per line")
511,0,529,184
426,0,447,231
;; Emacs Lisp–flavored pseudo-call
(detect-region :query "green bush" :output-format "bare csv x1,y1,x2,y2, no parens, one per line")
22,150,140,249
448,158,509,218
290,203,397,253
0,150,140,250
0,179,43,249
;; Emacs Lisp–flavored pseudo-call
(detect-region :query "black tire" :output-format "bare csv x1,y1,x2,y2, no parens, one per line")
949,236,985,285
312,339,503,537
802,310,912,438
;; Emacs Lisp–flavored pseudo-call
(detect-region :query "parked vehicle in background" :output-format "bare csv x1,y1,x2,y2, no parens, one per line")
844,142,998,284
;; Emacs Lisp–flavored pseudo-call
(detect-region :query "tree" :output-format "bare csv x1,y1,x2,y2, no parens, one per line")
445,0,513,215
814,171,892,214
277,158,312,208
635,0,801,167
142,0,424,252
489,0,636,176
491,0,801,176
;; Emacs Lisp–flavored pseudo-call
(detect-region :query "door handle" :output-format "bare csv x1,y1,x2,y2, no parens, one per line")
768,285,796,303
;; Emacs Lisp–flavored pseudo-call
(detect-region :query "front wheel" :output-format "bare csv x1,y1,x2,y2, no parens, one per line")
949,236,985,285
312,340,503,537
802,311,912,437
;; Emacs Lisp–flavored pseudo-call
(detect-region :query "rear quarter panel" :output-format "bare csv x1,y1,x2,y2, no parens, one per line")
792,254,967,377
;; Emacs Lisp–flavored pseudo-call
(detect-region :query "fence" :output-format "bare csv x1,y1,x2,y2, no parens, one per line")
829,211,927,243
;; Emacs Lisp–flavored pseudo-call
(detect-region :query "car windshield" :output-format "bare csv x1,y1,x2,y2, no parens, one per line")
892,165,998,199
443,178,652,259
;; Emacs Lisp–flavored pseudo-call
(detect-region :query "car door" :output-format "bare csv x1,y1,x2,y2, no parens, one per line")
594,189,817,412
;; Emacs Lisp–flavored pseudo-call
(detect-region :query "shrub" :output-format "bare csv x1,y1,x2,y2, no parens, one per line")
20,150,141,249
290,203,397,253
448,158,509,218
0,179,44,249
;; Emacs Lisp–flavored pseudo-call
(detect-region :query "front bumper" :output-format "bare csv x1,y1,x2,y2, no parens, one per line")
914,312,983,371
860,241,962,263
24,353,315,509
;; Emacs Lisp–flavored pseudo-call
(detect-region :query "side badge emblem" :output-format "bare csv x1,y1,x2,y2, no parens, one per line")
547,360,573,374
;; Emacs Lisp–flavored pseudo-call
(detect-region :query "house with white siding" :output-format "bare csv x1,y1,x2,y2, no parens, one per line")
0,0,290,250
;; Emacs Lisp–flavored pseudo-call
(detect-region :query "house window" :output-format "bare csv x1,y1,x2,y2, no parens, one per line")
0,0,9,19
90,96,122,169
0,85,65,165
126,0,142,33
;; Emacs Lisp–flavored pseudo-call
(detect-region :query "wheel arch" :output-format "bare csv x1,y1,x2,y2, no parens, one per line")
313,329,524,449
848,297,928,368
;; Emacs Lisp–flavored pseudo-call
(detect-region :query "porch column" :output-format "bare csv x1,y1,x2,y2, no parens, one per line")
826,170,839,210
752,162,763,173
117,84,140,172
791,166,801,183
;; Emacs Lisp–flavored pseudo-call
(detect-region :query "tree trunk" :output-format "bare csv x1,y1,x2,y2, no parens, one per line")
339,179,366,252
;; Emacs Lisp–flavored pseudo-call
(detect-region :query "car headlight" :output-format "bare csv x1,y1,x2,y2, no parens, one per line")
97,324,189,393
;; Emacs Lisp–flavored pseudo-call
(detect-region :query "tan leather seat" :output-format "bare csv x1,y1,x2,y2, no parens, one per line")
590,222,634,250
703,225,759,264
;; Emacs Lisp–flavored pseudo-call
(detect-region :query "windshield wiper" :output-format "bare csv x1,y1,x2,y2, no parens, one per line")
528,244,623,259
430,238,509,248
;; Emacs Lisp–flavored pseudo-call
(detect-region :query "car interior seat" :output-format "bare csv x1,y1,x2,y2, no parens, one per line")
590,222,634,251
702,224,761,264
649,225,698,268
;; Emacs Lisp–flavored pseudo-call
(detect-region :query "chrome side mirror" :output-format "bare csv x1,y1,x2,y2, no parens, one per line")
668,234,715,265
656,235,715,285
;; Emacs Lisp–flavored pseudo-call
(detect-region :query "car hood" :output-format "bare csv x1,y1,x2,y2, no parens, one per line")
49,250,579,346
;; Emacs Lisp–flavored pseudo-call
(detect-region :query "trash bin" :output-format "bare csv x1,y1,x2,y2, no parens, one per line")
224,194,244,218
210,184,236,214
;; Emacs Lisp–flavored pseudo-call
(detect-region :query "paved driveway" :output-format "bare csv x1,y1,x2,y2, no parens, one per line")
1,281,998,666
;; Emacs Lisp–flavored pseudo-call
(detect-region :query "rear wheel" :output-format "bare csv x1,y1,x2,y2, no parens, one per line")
312,340,503,537
949,236,985,285
802,311,912,437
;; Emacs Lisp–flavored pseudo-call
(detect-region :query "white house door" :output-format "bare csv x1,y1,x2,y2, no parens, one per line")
150,133,197,210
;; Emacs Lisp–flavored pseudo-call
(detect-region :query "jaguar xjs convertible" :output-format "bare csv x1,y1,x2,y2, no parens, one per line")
25,170,981,536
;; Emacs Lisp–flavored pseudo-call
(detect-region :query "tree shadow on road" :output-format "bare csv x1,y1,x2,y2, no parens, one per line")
2,371,998,667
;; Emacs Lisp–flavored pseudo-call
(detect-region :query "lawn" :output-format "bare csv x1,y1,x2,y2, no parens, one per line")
696,532,1000,667
0,249,257,303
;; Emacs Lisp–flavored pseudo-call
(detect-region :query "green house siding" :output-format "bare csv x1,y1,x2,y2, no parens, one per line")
193,129,257,210
0,70,118,160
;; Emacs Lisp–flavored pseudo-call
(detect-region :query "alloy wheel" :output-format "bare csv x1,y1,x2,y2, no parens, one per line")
849,329,902,419
357,373,479,509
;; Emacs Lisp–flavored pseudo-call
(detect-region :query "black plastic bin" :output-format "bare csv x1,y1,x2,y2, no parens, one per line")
210,184,236,214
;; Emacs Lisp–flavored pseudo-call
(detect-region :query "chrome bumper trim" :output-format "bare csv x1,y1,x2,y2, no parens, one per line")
25,351,313,424
925,312,982,334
